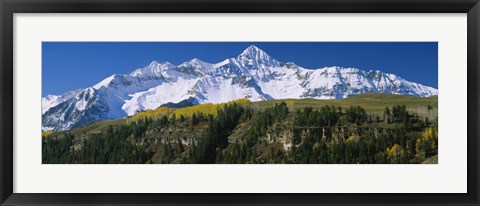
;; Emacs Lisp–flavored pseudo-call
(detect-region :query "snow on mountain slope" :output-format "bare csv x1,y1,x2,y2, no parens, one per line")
42,89,82,115
122,77,199,115
42,45,438,131
130,61,176,79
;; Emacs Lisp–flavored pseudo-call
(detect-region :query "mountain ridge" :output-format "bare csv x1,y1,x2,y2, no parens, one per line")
42,45,438,131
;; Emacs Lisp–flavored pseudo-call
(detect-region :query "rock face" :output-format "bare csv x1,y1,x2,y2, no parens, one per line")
42,45,438,131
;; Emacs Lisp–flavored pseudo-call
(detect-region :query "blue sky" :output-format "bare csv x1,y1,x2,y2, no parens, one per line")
42,42,437,96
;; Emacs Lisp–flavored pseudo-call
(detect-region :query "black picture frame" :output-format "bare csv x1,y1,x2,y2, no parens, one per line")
1,0,479,205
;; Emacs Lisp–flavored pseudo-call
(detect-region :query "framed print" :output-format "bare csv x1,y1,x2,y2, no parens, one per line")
1,0,479,205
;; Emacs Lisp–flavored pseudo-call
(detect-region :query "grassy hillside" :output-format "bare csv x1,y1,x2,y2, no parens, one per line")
253,93,437,114
46,93,437,138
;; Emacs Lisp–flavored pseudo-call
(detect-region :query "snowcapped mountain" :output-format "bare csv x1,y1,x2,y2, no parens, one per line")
42,45,438,131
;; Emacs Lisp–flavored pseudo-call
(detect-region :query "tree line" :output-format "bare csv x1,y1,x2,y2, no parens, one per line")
43,102,437,164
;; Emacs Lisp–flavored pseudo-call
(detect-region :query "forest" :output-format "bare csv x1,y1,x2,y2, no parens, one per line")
42,95,438,164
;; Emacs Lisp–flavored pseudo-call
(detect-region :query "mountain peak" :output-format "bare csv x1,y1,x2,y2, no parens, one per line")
189,58,210,65
238,45,271,58
149,61,175,67
93,74,121,89
179,58,213,69
237,45,281,68
149,60,159,66
130,61,176,78
241,45,263,54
